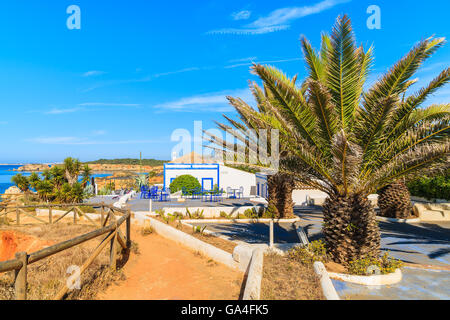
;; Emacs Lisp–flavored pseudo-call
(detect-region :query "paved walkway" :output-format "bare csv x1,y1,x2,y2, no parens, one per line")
189,222,299,244
294,206,450,300
98,227,244,300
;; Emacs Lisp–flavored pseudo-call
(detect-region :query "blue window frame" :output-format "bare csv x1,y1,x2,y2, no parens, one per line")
202,178,214,191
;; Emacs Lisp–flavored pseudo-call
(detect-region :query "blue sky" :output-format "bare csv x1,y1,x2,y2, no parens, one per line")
0,0,448,163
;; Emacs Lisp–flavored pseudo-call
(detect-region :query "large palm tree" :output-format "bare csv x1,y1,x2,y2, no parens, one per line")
208,15,450,264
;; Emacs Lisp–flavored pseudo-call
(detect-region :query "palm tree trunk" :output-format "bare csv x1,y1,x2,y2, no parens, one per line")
322,193,380,265
267,173,295,218
378,180,413,218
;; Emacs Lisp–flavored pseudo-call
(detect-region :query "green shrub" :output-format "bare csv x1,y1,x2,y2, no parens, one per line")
347,252,403,275
169,175,201,194
220,211,234,219
186,208,204,219
407,170,450,200
287,240,329,265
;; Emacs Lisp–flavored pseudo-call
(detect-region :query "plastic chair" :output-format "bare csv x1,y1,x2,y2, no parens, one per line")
237,186,244,199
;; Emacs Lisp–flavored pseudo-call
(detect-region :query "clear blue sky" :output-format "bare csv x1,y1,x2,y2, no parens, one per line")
0,0,448,163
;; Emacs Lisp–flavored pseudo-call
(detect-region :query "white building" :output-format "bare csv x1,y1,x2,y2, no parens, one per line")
163,152,258,197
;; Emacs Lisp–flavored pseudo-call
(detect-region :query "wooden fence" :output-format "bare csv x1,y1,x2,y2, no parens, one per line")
0,202,131,300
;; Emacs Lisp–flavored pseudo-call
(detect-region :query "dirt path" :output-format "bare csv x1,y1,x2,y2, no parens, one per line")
98,227,244,300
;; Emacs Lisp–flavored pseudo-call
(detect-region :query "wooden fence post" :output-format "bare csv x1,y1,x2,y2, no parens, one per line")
73,207,77,224
14,252,28,300
110,223,118,270
126,210,131,247
49,206,53,224
100,202,104,226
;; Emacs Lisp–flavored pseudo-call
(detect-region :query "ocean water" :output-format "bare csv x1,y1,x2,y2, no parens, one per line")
0,165,25,194
0,165,111,194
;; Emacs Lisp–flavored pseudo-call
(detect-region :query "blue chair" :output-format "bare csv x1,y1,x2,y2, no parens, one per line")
213,189,224,203
192,187,202,200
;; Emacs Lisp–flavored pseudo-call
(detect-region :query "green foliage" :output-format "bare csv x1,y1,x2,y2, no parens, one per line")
98,183,114,195
185,208,204,219
169,175,201,193
11,174,30,192
85,158,168,166
220,211,234,219
407,170,450,200
347,252,403,275
287,240,329,265
241,206,274,219
135,174,149,188
192,225,207,235
12,157,92,203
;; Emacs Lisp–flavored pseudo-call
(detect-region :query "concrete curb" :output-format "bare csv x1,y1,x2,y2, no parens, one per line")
242,248,264,300
147,217,240,271
295,225,310,245
376,216,421,224
328,268,402,286
313,261,340,300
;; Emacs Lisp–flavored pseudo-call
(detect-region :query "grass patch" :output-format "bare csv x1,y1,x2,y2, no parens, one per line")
261,252,324,300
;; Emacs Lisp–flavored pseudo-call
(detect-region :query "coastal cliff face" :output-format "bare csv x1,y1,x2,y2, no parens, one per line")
13,164,51,172
14,163,163,173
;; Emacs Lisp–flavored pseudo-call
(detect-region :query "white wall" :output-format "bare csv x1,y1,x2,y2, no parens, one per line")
219,165,256,197
164,167,218,190
292,189,328,206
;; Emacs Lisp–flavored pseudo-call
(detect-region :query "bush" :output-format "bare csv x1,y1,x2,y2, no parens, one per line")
169,175,201,194
407,170,450,200
287,240,328,265
347,252,403,275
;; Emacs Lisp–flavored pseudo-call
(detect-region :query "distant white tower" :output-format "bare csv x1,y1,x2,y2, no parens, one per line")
171,151,177,161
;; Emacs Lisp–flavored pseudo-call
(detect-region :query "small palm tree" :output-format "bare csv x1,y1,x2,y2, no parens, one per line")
209,15,449,264
11,174,30,193
81,164,92,188
63,157,81,186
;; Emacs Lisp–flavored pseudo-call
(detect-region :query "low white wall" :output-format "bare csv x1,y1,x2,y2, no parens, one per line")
161,205,259,218
292,189,378,207
242,248,264,300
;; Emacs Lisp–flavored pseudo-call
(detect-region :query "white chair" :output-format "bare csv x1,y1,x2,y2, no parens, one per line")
226,187,232,198
237,186,244,199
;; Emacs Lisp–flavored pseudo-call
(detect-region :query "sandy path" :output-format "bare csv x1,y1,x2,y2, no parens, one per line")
98,228,244,300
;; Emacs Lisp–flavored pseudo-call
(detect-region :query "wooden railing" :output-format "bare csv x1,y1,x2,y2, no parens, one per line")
0,202,131,300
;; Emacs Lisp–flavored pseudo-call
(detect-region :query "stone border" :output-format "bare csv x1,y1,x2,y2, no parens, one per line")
146,217,240,271
327,268,402,286
242,248,264,300
376,216,421,224
313,262,340,300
